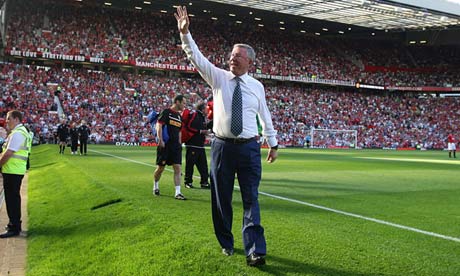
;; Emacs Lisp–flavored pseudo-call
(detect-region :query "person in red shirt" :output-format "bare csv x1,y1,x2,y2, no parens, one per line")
447,134,456,158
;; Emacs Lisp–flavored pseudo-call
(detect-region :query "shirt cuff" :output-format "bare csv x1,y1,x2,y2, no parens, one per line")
180,32,192,43
267,137,278,148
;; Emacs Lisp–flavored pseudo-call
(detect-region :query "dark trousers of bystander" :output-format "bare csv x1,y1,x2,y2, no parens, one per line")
71,139,79,153
80,138,88,154
184,146,209,185
2,173,24,232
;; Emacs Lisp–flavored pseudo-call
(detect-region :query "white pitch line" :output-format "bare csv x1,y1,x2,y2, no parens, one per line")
89,149,199,177
91,149,460,243
258,191,460,243
357,157,460,165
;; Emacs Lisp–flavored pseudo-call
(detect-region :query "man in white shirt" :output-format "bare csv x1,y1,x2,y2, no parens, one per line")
175,6,278,266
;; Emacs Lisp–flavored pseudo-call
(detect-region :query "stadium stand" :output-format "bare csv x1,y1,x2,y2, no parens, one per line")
1,0,460,149
6,0,460,86
1,63,459,149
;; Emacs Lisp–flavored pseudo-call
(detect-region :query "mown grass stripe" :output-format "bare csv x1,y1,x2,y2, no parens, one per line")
259,191,460,243
90,149,460,243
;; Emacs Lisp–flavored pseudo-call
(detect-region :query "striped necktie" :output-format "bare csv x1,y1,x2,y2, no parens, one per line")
231,77,243,136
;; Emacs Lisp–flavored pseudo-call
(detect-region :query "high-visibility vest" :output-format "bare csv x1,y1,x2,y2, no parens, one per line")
1,125,32,175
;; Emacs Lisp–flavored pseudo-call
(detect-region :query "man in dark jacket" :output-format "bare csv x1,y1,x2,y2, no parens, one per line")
78,120,91,155
184,102,210,189
57,119,69,154
69,122,79,155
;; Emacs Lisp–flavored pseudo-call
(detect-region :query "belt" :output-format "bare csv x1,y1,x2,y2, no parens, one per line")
216,136,256,144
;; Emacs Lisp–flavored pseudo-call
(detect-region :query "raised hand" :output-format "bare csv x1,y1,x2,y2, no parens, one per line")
174,6,190,34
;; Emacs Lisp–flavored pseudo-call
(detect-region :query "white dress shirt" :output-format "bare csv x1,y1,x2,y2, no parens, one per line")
181,32,278,147
4,124,26,152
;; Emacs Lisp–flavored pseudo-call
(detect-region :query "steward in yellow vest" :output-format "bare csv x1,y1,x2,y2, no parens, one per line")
0,110,32,238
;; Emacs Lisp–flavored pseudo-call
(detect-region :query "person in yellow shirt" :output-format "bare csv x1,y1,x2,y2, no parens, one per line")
0,110,32,238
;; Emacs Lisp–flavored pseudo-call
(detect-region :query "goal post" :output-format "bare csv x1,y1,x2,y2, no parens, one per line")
310,128,357,149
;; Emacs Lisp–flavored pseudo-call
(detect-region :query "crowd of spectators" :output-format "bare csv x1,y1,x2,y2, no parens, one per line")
0,63,210,144
6,0,460,87
1,63,459,149
264,84,460,148
3,0,460,149
6,2,124,60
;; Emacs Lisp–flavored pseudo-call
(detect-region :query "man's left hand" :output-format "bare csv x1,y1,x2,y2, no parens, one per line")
267,148,278,163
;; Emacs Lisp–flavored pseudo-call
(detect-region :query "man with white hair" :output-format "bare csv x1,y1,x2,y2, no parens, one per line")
78,120,91,155
175,6,278,267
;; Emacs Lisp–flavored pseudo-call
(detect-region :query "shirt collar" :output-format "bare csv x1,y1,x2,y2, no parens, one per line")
232,72,249,84
169,108,180,114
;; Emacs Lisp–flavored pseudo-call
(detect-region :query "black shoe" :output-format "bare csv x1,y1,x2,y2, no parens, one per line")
0,230,20,239
222,248,234,256
4,224,21,232
200,183,211,189
153,189,160,196
246,253,266,267
175,193,186,200
185,183,194,189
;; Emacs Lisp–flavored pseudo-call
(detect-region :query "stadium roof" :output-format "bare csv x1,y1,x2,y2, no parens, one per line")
205,0,460,30
75,0,460,38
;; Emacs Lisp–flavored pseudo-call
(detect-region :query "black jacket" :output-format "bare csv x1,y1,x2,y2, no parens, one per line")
78,125,91,140
185,110,207,147
70,127,79,141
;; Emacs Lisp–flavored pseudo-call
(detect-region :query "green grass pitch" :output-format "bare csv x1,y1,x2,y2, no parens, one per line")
25,145,460,275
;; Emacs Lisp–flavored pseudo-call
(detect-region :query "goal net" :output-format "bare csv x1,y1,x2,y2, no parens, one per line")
310,129,357,149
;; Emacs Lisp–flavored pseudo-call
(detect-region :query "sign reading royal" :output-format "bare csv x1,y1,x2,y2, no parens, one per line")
115,141,158,147
116,142,140,147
